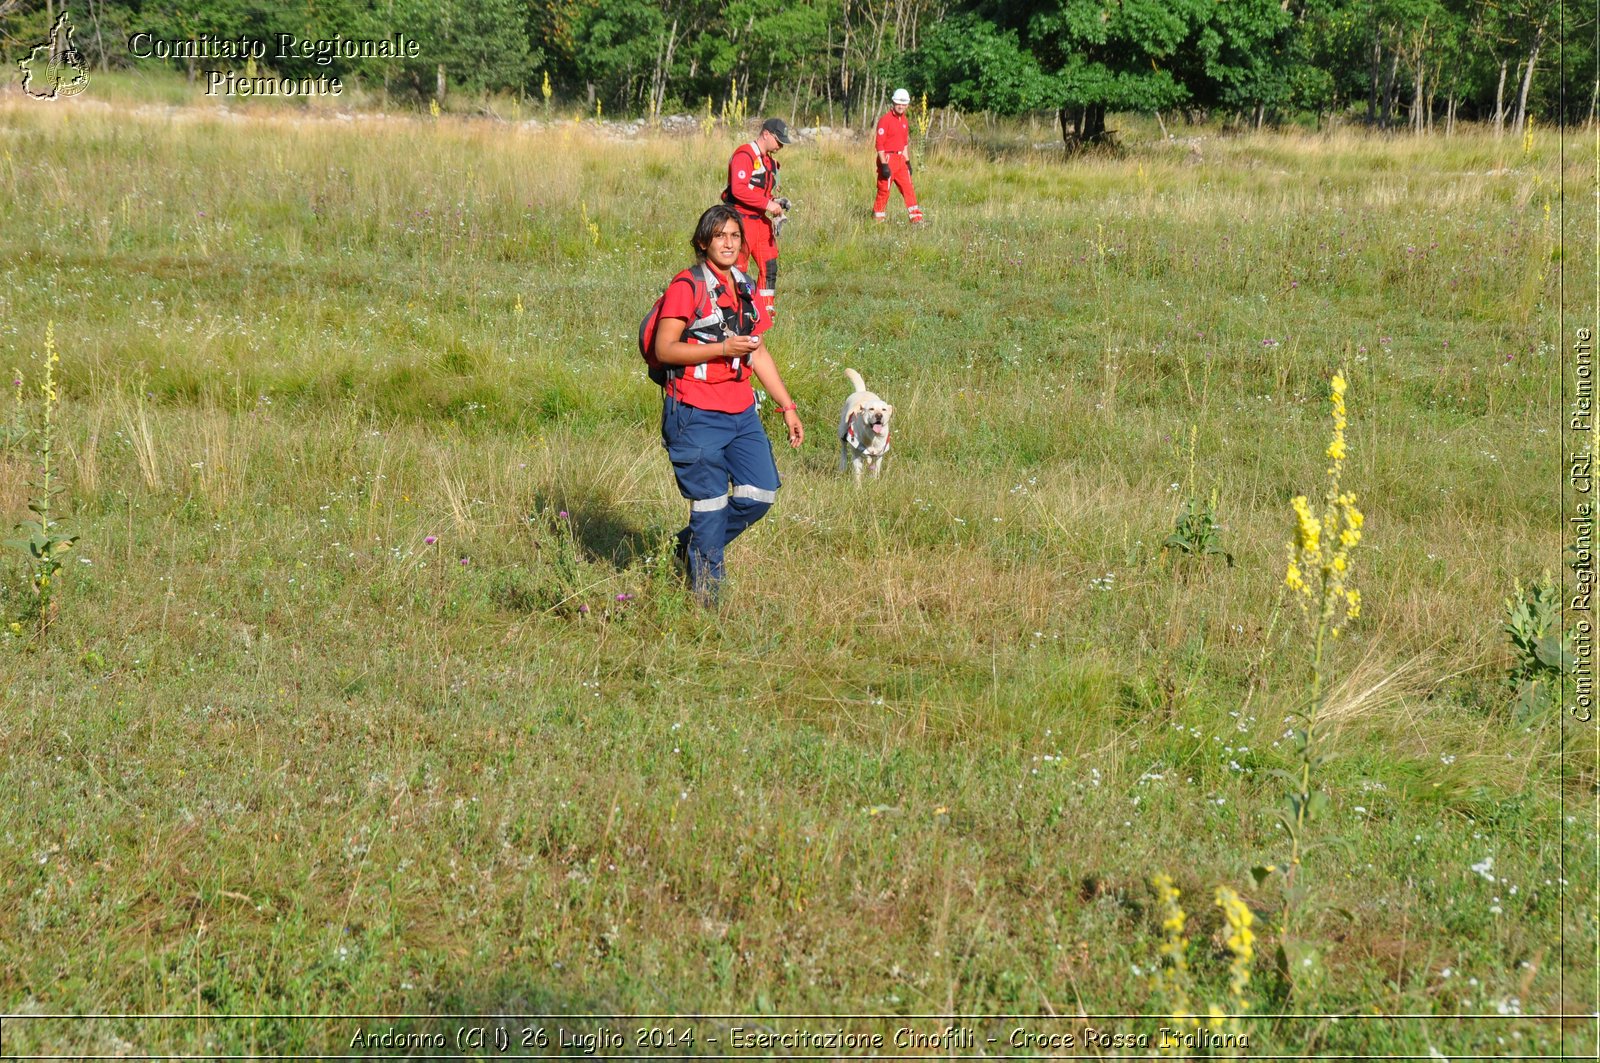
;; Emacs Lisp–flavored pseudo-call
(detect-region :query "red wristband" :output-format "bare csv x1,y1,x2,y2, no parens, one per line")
774,403,797,413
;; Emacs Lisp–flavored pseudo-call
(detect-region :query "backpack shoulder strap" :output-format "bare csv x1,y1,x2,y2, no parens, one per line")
682,264,727,335
724,267,759,337
692,263,721,310
658,269,704,316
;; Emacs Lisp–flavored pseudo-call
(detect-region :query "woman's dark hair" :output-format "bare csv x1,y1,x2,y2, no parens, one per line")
691,204,745,262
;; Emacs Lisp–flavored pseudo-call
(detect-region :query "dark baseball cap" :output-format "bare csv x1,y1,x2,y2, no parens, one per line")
762,117,792,144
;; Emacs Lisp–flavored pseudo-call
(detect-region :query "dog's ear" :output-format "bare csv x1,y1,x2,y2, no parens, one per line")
883,404,895,417
843,400,863,422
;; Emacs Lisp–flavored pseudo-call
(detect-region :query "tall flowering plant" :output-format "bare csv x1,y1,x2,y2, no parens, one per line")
1284,372,1363,636
1150,873,1197,1041
1257,370,1365,989
7,322,77,638
1148,875,1256,1056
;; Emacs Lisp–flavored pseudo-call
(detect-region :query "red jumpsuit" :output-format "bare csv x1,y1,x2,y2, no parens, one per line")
723,141,781,323
873,110,922,222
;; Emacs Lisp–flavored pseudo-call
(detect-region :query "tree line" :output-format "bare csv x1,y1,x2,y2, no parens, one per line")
3,1,1592,139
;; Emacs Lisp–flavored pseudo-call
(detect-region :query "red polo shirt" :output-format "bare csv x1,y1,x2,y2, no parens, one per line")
659,265,763,413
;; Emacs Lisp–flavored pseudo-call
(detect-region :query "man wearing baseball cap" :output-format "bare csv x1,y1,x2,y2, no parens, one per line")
721,117,793,325
873,89,922,224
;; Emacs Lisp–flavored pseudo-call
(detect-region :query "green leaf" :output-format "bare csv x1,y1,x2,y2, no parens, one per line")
1250,864,1277,887
1305,831,1356,856
1280,939,1325,989
1532,635,1571,673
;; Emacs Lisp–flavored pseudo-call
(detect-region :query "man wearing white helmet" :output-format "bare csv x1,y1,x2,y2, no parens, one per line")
873,88,923,224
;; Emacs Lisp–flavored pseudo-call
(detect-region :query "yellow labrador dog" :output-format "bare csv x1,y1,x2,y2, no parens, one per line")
838,368,893,482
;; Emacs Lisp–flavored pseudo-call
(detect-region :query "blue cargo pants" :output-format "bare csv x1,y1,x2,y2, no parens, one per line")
661,398,781,599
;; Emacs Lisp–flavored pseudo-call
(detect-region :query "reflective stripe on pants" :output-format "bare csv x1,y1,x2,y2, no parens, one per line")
661,400,781,596
736,215,778,324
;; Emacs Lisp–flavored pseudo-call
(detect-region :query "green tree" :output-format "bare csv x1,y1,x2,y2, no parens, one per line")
905,0,1298,146
897,13,1052,114
1184,0,1297,124
566,0,670,110
392,0,536,99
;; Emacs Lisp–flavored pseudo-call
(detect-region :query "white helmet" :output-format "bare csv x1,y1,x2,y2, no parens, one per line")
892,88,911,106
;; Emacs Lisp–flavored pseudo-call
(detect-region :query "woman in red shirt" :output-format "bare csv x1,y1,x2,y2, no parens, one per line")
653,204,805,604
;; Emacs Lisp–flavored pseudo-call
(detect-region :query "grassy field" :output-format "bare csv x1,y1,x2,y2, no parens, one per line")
0,82,1594,1058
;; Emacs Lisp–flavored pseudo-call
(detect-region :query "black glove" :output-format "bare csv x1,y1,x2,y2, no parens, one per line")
877,161,890,181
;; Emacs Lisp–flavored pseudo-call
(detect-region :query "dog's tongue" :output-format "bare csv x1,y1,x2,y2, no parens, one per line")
871,423,886,434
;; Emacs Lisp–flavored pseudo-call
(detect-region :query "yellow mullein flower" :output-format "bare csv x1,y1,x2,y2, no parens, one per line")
1290,496,1321,559
42,324,59,405
1214,886,1255,1032
1150,874,1197,1036
1287,371,1363,632
1215,887,1255,965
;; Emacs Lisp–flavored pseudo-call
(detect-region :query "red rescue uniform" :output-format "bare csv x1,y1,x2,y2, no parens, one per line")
723,141,781,321
873,110,922,222
657,264,763,414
